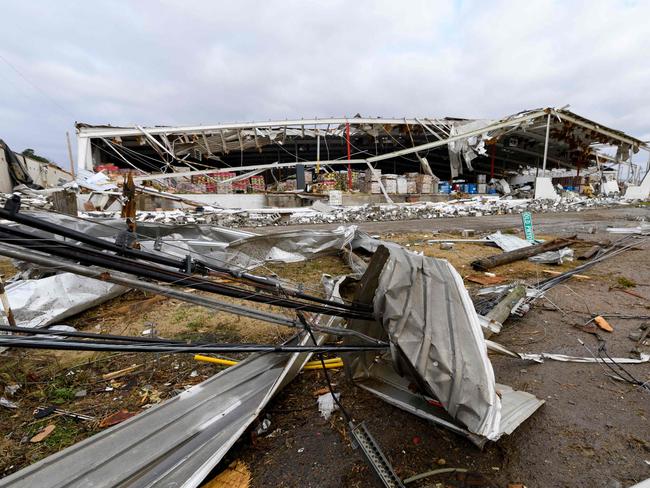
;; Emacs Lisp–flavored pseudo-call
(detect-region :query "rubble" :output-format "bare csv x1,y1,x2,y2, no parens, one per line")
0,191,647,486
77,194,630,229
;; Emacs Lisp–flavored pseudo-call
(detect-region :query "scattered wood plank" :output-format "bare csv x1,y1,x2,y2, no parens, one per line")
577,245,601,261
594,315,614,332
99,410,137,428
485,285,526,329
618,289,648,301
542,269,591,280
465,274,507,285
30,424,55,443
102,364,142,381
203,460,251,488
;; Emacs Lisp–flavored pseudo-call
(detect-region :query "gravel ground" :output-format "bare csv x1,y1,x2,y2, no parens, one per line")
231,208,650,488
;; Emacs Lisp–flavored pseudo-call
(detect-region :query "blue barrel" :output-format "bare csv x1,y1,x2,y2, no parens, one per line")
439,183,451,194
468,184,478,194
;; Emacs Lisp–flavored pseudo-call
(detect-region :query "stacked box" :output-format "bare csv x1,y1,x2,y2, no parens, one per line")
217,182,233,194
477,183,487,194
250,175,265,192
396,176,408,194
232,178,249,192
364,168,382,193
365,168,381,181
477,174,487,184
276,179,297,191
406,179,417,194
405,172,418,194
381,174,397,194
416,174,437,194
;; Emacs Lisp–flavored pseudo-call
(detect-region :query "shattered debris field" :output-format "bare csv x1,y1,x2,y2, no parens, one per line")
1,207,649,488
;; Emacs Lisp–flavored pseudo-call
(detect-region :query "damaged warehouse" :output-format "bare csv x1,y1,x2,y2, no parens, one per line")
75,107,650,212
0,106,648,488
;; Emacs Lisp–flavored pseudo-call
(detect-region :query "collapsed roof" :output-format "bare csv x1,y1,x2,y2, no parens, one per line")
76,108,649,183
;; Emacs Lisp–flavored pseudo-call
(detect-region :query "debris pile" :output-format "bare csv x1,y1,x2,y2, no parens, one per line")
77,194,629,228
0,198,648,487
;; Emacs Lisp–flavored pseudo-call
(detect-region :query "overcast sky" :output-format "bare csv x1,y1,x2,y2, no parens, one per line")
1,0,649,169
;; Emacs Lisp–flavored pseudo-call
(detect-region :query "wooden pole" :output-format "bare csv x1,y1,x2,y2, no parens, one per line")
66,131,76,178
471,235,576,270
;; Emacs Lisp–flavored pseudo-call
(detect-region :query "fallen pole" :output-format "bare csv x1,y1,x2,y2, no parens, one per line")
483,285,526,337
0,336,387,354
471,235,576,270
0,226,372,320
0,244,384,345
0,202,364,314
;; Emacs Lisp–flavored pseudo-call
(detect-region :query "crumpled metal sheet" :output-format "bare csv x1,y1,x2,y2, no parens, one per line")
1,273,125,329
486,339,650,364
222,225,358,269
487,231,531,252
518,352,650,364
14,212,359,272
0,279,344,488
448,119,493,177
529,247,573,264
0,336,309,488
373,246,502,440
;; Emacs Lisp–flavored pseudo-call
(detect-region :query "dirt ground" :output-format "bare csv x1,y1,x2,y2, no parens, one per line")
0,207,649,487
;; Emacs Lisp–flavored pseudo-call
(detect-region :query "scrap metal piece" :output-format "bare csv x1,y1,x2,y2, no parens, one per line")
0,276,346,488
347,245,543,442
487,231,532,252
373,246,501,439
349,421,405,488
0,333,329,488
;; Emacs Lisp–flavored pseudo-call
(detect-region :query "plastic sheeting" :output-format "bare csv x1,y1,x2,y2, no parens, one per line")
1,273,126,329
373,246,501,440
448,120,493,177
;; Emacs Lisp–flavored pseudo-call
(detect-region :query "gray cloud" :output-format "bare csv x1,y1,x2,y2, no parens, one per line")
1,0,649,168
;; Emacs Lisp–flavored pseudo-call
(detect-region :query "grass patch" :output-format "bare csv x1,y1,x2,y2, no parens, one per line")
47,386,76,404
616,276,637,288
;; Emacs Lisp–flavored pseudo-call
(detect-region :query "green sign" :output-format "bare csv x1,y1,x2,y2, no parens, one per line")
522,212,535,242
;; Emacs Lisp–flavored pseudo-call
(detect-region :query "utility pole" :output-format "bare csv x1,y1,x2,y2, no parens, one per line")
66,131,75,178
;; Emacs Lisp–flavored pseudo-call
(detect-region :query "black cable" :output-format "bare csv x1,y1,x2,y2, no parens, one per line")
597,340,645,387
0,337,387,354
0,324,186,344
0,227,372,320
0,206,369,313
0,316,386,347
297,313,353,423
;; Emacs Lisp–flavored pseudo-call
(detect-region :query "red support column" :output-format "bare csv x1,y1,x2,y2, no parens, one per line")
346,122,352,190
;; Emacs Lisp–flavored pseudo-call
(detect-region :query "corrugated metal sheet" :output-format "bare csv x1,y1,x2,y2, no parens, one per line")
487,232,532,252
